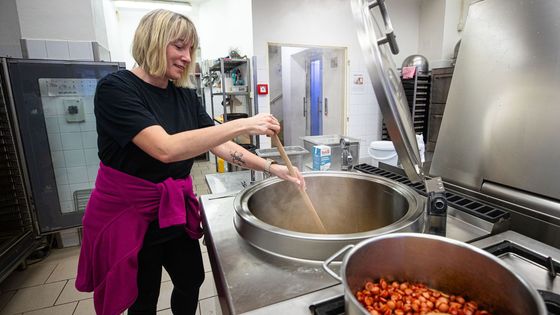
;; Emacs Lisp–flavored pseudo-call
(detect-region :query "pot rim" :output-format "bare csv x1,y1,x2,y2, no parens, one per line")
339,232,548,315
233,171,425,240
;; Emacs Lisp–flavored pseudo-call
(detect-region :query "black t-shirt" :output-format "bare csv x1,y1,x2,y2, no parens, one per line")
95,70,213,182
94,70,214,243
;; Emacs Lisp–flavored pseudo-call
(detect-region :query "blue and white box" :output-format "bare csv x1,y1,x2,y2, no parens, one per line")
312,145,331,171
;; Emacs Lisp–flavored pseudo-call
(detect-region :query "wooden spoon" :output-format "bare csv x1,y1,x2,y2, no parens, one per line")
272,134,328,234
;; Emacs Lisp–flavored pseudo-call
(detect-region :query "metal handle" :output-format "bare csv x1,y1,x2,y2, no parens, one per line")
369,0,399,55
324,98,328,116
303,97,307,117
322,244,354,282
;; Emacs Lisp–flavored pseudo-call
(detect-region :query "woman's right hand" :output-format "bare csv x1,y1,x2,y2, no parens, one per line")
239,113,280,136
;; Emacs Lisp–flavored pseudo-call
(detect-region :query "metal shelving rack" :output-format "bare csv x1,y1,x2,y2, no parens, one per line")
207,57,254,172
382,73,431,141
209,58,252,123
193,66,209,161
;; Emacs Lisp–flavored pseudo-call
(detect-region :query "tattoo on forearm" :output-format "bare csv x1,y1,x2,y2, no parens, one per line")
230,151,246,166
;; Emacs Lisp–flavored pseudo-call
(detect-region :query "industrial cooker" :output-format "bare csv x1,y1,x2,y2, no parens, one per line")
200,0,560,314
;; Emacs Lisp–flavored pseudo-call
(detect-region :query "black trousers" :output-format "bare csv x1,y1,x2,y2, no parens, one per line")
128,232,205,315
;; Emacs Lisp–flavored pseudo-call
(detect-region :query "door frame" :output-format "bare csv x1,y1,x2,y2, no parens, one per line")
267,42,348,145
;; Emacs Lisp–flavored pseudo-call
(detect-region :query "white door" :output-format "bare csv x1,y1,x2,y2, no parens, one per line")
322,49,345,135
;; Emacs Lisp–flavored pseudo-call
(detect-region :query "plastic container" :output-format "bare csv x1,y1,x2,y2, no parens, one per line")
255,146,309,180
368,134,425,167
312,145,331,171
302,135,360,170
368,141,398,167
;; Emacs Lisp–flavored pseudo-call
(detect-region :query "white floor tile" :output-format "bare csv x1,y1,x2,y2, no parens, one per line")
199,272,217,300
161,268,171,282
55,279,92,305
154,305,200,315
156,281,173,311
44,247,81,264
0,160,219,315
0,262,58,291
199,296,222,315
46,257,78,283
22,302,77,315
73,298,95,315
1,281,66,314
200,238,208,254
154,281,201,314
202,252,211,273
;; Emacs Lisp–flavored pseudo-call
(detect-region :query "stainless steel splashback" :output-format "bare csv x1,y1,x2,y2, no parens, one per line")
430,0,560,204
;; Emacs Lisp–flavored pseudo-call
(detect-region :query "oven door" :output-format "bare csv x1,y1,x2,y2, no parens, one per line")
2,58,123,234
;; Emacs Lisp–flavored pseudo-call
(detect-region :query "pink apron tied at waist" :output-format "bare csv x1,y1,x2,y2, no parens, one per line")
75,163,203,315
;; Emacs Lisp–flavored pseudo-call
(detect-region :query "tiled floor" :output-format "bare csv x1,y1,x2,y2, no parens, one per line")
0,160,221,315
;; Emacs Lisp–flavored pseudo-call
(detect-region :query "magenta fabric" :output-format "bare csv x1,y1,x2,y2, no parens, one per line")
75,163,203,315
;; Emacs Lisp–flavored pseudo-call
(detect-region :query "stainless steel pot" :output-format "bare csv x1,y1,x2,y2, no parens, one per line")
323,233,547,315
401,54,429,74
233,172,424,261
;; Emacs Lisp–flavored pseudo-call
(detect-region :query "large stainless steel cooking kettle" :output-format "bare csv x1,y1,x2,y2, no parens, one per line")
233,172,425,261
323,233,547,315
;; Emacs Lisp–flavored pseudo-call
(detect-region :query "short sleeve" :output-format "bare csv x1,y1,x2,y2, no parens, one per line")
94,77,158,147
191,89,214,129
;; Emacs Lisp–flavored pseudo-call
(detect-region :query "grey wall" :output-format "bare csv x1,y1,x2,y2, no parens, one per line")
0,0,23,57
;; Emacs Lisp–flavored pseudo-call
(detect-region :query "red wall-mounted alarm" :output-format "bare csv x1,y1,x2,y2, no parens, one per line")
256,84,268,95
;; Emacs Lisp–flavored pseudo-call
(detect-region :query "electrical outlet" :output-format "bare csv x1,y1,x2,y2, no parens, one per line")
63,98,85,123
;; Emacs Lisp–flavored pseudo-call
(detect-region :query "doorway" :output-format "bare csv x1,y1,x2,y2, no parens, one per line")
267,44,347,146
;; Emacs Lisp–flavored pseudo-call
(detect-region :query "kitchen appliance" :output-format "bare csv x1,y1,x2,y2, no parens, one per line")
323,233,547,315
0,58,124,282
233,171,424,260
473,231,560,313
429,0,560,248
198,0,560,313
200,183,498,315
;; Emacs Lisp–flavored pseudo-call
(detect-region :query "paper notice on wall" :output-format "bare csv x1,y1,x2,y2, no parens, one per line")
351,72,365,94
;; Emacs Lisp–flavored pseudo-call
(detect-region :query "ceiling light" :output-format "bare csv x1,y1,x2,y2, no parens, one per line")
113,0,192,13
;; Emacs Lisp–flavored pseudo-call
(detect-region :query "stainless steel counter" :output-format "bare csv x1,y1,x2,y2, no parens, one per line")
205,171,251,195
200,172,494,314
471,231,560,295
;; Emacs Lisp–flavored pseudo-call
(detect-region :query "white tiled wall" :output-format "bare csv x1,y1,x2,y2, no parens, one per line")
21,39,106,61
347,66,382,161
22,39,48,59
39,79,99,214
45,40,70,60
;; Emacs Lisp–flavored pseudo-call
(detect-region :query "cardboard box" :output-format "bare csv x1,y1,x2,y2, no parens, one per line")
312,145,331,171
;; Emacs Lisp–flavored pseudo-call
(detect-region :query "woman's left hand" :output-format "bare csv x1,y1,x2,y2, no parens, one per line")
270,164,306,190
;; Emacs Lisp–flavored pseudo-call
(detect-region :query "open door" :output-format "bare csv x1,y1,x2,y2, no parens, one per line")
268,44,346,146
322,49,345,135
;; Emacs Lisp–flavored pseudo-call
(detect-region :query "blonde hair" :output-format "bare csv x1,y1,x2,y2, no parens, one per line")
132,9,199,88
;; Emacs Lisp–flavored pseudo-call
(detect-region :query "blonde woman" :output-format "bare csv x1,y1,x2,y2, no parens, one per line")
75,9,304,315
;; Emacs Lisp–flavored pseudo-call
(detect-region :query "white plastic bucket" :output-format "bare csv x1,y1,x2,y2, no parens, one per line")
368,141,398,167
368,134,426,167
